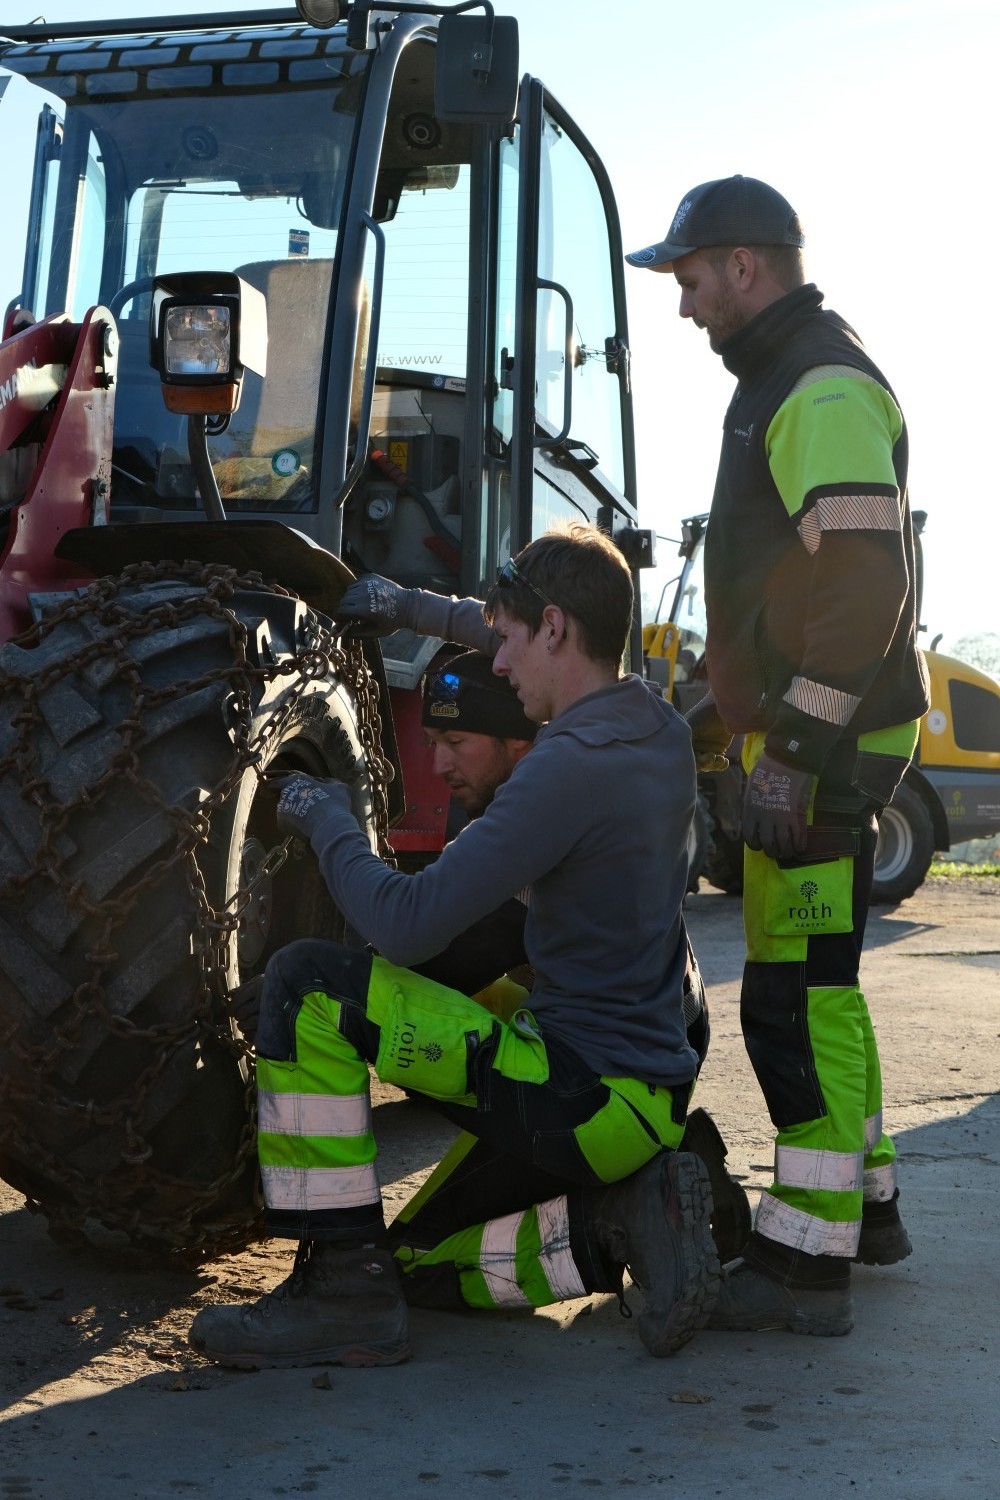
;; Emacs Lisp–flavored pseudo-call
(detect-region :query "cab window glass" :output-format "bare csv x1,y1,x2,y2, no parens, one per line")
535,108,625,494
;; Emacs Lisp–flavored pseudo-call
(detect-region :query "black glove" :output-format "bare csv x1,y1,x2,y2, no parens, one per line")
227,974,264,1047
741,752,817,858
336,575,417,636
269,772,353,841
684,693,734,772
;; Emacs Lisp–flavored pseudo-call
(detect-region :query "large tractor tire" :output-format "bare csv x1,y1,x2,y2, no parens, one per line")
700,762,746,896
0,562,390,1256
702,825,745,896
871,779,936,905
685,793,714,894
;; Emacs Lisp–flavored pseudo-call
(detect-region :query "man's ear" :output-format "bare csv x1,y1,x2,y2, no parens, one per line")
541,603,568,645
730,246,757,290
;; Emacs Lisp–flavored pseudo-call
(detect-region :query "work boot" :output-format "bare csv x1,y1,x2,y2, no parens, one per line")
581,1152,720,1357
679,1108,752,1264
855,1201,912,1264
188,1241,411,1369
707,1258,853,1337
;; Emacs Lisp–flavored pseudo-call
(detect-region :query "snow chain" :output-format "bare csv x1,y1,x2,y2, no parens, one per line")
0,559,394,1257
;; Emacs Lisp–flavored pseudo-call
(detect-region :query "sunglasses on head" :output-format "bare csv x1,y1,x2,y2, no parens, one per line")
496,557,556,609
425,669,511,708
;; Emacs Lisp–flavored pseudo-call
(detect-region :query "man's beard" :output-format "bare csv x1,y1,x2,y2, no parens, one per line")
707,278,749,352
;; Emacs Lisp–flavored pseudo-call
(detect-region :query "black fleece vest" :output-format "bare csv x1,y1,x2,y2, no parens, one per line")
704,285,928,771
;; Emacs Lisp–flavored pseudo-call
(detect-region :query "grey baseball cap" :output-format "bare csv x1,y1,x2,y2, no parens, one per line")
626,175,804,269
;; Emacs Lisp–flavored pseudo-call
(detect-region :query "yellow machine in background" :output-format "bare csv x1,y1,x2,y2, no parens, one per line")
876,646,1000,898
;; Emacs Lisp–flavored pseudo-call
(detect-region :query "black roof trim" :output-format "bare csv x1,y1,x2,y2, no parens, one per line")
1,10,302,46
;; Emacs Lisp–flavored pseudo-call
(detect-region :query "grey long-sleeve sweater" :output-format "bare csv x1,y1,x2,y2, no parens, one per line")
304,674,699,1088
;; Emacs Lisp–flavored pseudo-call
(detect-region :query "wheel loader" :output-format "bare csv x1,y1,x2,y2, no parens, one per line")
0,2,652,1253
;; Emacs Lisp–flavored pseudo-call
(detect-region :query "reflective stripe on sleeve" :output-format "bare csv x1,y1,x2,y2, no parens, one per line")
798,492,901,555
755,1192,860,1257
257,1089,371,1138
775,1144,864,1193
783,675,861,727
262,1161,381,1211
536,1195,586,1301
480,1211,532,1308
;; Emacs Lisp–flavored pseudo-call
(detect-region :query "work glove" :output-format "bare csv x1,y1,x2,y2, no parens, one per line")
268,772,354,841
336,575,417,636
226,974,264,1047
684,693,734,773
741,752,817,859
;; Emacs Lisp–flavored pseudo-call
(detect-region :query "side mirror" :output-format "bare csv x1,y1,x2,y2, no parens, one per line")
434,13,519,126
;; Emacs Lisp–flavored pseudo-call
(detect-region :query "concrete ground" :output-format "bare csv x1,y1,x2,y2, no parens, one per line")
0,877,997,1499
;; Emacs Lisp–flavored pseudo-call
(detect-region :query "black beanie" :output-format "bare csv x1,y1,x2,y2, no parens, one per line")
422,650,538,740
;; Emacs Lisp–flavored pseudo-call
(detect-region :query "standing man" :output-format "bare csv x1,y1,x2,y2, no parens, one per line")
626,176,930,1336
189,522,720,1369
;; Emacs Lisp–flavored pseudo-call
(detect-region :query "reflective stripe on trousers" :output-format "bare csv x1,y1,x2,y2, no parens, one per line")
740,731,900,1258
256,986,382,1221
396,1185,586,1310
255,941,693,1306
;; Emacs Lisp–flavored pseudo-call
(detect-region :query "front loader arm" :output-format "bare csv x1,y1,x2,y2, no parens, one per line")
0,306,117,638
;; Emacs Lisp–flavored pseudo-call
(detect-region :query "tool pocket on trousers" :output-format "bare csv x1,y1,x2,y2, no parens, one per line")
374,984,484,1104
763,855,854,938
492,1010,551,1086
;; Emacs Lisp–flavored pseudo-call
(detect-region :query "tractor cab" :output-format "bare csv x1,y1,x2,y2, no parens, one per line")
1,6,638,612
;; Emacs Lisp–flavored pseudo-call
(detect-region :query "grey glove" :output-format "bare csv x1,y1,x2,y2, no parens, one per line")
336,575,417,636
741,752,817,859
271,772,353,840
684,693,734,772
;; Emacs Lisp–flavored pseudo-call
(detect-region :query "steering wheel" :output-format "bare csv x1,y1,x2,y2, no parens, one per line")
108,277,156,317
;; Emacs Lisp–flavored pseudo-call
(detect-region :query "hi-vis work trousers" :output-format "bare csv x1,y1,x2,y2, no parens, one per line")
254,939,692,1311
739,725,917,1288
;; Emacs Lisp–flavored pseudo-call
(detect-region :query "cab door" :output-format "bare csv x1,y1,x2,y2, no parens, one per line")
491,76,637,565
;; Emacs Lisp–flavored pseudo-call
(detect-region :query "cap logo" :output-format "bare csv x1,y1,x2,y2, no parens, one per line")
670,198,693,235
429,702,459,719
631,247,656,264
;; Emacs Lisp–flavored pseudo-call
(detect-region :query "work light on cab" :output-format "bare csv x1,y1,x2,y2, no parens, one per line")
150,272,267,417
294,0,342,25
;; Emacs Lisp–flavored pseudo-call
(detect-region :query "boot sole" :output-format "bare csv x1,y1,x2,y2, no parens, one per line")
637,1153,721,1358
709,1307,853,1336
681,1110,752,1264
188,1334,412,1370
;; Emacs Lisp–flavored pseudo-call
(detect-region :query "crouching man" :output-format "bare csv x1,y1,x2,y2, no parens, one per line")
189,522,720,1369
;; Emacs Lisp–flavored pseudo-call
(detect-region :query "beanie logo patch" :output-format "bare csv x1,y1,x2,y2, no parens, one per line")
429,702,460,719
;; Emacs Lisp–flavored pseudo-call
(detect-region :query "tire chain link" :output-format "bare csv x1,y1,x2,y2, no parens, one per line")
0,558,394,1257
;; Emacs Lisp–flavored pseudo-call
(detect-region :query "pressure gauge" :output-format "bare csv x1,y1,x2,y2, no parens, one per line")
365,492,394,526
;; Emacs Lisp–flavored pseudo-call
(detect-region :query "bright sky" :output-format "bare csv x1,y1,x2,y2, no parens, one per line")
2,0,997,649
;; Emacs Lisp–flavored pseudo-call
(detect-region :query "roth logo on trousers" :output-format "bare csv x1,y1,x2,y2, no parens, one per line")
394,1019,443,1068
790,879,832,923
789,900,833,922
